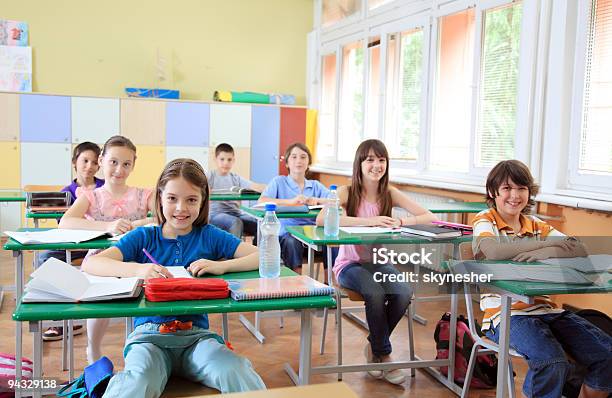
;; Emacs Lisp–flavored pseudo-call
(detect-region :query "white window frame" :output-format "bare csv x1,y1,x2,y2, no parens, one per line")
309,0,612,209
379,15,431,171
566,0,612,195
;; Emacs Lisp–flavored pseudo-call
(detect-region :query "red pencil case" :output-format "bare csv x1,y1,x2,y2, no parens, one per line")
145,278,229,302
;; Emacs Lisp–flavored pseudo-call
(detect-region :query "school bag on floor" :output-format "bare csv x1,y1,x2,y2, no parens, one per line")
434,312,498,388
0,353,33,396
57,356,114,398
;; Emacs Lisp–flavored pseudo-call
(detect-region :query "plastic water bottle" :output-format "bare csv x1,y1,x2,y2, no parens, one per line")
259,203,281,278
324,185,340,237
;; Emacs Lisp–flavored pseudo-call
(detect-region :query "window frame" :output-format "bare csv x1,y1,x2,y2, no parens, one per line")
566,0,612,195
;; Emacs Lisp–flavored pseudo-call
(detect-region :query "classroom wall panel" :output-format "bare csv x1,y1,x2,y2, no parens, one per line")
209,104,252,149
20,95,71,143
0,202,22,232
20,143,71,186
129,145,165,189
0,142,20,189
120,99,166,146
251,106,280,184
279,107,307,175
208,147,251,180
166,102,210,147
0,93,20,141
165,146,209,171
72,97,120,144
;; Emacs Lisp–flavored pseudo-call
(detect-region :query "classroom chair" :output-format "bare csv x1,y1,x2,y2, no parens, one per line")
319,248,416,380
458,242,521,398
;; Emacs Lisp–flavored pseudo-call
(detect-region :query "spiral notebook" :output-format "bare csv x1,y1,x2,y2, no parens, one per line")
228,275,334,301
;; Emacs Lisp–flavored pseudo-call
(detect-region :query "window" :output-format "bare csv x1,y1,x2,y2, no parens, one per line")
365,37,381,139
317,53,338,160
369,0,393,10
475,2,523,168
323,0,362,27
576,0,612,176
337,40,365,162
385,29,424,161
430,8,476,172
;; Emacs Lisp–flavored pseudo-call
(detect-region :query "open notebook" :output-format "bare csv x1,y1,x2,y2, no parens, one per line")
4,229,111,245
228,275,334,301
23,258,142,303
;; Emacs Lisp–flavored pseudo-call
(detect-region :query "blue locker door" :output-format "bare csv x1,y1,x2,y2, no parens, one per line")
250,106,280,184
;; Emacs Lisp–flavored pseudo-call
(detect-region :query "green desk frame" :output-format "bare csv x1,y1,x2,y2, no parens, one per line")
481,276,612,398
210,193,260,201
25,212,66,228
284,225,474,396
12,268,335,398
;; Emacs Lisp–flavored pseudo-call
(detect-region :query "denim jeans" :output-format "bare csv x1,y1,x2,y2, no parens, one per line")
209,213,257,242
279,233,337,271
486,311,612,398
103,324,265,398
337,263,412,357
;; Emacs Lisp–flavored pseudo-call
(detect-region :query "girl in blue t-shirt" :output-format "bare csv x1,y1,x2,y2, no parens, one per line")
83,158,265,396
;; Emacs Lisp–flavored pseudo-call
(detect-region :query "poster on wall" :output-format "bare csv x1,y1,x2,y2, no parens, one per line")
0,19,29,46
0,45,32,92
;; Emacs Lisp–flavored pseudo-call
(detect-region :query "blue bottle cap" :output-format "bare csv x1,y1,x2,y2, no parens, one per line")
265,203,277,212
330,184,337,190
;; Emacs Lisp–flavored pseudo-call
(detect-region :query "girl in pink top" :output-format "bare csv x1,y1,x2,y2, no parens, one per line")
316,139,436,385
60,135,154,364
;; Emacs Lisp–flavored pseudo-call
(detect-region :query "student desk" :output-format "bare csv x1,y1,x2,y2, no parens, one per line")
3,230,117,378
0,191,26,306
25,211,66,228
237,206,320,343
12,267,336,398
0,190,26,202
240,206,320,220
478,276,612,398
214,381,358,398
426,202,487,223
285,225,471,395
210,193,260,201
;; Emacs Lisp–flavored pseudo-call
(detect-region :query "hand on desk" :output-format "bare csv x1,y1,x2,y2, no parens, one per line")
369,216,401,228
107,218,134,235
513,247,557,262
138,263,174,279
188,259,227,277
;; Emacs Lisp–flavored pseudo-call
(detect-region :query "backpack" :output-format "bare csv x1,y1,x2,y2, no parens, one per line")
434,312,498,388
0,353,33,396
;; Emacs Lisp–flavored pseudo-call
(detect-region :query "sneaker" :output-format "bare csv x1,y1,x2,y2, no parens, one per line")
364,344,383,379
42,325,84,341
382,368,406,385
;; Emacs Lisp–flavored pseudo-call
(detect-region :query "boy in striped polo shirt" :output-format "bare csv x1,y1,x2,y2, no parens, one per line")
472,160,611,398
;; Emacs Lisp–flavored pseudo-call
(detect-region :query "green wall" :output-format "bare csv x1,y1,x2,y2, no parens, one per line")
3,0,312,103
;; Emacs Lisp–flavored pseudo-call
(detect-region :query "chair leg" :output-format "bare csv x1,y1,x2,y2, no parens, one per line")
319,307,329,354
460,343,481,398
336,291,343,381
508,359,517,398
407,304,416,377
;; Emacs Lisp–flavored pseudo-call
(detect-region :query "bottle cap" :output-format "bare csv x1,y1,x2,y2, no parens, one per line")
264,203,277,212
330,184,337,190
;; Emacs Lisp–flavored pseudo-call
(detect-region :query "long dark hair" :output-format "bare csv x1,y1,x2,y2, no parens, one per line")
154,158,209,227
346,139,392,217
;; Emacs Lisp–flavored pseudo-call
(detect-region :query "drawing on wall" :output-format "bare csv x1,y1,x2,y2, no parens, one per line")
0,19,29,46
0,45,32,92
